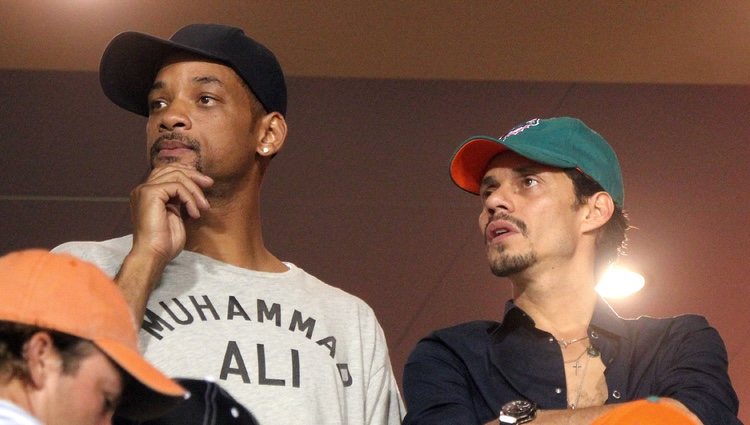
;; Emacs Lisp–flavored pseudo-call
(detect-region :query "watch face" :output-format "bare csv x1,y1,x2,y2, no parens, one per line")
504,400,534,415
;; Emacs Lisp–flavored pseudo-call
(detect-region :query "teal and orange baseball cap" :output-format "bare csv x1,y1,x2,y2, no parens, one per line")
449,117,624,207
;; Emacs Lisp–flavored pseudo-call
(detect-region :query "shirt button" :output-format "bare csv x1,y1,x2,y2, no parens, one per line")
555,388,562,394
590,330,599,339
612,390,621,399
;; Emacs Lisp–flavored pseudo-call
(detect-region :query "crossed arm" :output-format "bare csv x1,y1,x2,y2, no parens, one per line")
402,322,738,425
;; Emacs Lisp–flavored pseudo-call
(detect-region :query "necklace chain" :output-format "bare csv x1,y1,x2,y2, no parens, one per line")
557,335,589,348
564,348,588,374
568,352,590,409
567,345,600,409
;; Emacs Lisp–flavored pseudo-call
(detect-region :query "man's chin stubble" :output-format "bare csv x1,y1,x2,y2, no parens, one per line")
489,252,537,277
151,157,203,173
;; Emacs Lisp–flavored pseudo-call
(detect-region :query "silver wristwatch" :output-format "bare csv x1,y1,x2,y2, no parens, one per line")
498,400,537,424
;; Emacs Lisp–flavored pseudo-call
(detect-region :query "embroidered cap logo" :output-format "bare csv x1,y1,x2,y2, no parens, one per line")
502,118,540,139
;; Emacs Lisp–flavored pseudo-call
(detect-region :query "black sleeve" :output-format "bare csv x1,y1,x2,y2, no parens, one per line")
655,315,741,425
402,335,491,425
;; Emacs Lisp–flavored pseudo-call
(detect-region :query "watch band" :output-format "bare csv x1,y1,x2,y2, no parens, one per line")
499,413,521,424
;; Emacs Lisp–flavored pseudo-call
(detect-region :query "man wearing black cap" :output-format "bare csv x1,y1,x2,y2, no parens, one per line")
54,24,403,424
402,118,740,424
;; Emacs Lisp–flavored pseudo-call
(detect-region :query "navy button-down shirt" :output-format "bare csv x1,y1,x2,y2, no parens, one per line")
403,298,741,424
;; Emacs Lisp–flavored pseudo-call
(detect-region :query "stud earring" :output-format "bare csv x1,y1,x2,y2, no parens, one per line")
261,146,271,154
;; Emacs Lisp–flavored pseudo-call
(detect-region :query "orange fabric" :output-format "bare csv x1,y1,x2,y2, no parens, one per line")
450,137,508,194
0,250,184,399
593,398,696,425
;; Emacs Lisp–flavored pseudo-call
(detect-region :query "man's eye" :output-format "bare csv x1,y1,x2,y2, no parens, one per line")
149,99,167,111
522,177,538,187
198,95,215,105
480,188,494,200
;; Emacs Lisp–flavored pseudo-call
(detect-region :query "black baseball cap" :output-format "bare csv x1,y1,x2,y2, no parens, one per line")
99,23,287,117
114,378,259,425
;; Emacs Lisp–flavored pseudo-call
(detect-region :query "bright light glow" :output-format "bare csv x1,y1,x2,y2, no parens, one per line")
595,265,645,298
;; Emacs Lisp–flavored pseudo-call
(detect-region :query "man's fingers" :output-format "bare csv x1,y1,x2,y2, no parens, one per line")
158,182,205,219
131,180,206,220
165,201,182,218
144,167,212,210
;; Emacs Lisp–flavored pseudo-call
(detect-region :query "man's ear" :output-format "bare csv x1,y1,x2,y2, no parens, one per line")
581,191,615,234
256,112,287,157
24,332,58,389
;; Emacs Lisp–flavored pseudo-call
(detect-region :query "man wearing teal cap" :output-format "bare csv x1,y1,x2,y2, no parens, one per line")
402,117,740,424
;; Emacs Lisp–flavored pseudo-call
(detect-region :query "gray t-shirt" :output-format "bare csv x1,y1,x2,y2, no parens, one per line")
55,236,404,425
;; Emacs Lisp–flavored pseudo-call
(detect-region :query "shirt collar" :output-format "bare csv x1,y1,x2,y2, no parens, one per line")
589,296,629,340
498,296,629,340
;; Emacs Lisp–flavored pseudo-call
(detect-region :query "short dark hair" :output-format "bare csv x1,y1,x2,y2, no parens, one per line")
564,169,629,275
0,321,95,381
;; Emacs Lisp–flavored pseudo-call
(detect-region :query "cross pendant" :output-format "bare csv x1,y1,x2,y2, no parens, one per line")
571,360,582,375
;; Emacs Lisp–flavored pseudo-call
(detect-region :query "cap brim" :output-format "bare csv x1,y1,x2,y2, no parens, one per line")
96,339,186,420
112,378,260,425
450,137,509,194
450,135,581,195
99,32,225,117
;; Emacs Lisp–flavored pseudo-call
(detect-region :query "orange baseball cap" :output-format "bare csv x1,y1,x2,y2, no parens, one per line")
0,249,186,420
592,397,698,425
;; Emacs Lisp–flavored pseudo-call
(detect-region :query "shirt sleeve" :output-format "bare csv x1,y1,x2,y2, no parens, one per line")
402,336,488,425
363,312,405,424
51,240,123,277
655,315,741,425
365,356,405,425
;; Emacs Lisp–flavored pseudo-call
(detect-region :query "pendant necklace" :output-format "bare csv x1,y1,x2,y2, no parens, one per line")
564,349,588,375
567,345,601,409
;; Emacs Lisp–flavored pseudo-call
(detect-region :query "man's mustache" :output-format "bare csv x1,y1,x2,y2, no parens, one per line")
149,133,201,161
487,212,529,237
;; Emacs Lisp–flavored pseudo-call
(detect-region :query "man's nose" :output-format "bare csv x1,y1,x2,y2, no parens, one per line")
484,187,513,216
